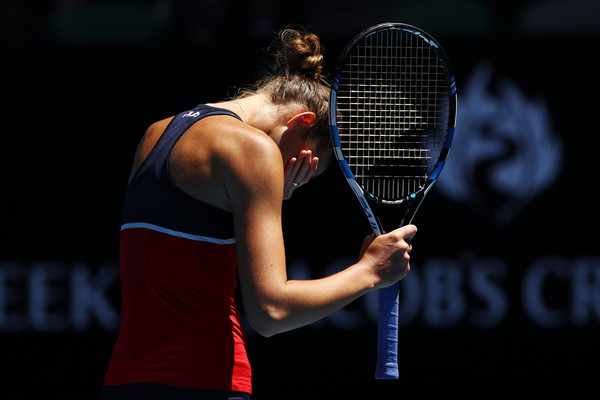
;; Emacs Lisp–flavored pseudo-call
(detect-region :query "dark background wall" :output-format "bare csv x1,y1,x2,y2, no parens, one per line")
2,1,599,399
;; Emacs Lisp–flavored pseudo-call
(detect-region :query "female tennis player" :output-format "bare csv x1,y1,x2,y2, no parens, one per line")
100,27,417,400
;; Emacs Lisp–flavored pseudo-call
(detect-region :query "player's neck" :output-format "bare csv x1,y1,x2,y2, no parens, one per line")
233,94,300,134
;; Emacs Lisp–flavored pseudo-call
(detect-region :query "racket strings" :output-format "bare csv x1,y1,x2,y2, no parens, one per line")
337,28,451,201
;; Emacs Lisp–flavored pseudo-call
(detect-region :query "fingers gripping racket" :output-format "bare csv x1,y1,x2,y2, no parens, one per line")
329,23,457,379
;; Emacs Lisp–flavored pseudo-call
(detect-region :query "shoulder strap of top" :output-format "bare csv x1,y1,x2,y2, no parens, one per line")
131,104,243,184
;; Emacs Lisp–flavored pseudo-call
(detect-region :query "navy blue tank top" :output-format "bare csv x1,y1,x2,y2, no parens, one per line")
122,104,243,239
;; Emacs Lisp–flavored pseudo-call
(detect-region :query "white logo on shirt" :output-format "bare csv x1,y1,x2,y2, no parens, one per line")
183,111,200,118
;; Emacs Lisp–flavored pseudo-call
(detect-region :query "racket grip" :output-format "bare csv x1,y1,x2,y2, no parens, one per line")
375,282,400,379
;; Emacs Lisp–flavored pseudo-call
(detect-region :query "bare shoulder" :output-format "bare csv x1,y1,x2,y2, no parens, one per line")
194,116,282,176
171,114,283,210
129,116,174,183
195,101,282,173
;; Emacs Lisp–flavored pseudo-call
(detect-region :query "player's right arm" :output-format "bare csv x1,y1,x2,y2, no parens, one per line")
220,124,416,337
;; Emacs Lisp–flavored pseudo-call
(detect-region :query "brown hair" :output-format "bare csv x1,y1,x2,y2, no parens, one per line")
240,27,331,152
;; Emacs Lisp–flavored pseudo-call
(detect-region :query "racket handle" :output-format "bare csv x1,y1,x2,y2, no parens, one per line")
375,282,400,379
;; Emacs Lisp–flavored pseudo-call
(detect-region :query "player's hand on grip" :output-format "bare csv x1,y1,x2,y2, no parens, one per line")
359,225,417,289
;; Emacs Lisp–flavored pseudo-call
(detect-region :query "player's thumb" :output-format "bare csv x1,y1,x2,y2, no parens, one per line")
397,224,417,241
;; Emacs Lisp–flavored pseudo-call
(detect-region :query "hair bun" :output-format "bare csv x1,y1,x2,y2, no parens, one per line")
276,28,324,80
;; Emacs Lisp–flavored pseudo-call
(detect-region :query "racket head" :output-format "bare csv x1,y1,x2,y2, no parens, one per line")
329,22,457,212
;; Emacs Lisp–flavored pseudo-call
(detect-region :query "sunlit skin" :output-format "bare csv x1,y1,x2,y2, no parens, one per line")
129,93,416,337
210,94,323,198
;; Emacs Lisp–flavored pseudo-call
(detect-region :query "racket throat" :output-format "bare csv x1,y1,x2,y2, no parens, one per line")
369,198,420,233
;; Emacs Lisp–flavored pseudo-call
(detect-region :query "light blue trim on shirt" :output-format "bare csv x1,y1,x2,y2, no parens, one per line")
121,222,236,245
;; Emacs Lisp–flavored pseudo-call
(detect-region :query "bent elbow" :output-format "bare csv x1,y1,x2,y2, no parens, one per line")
250,323,277,338
246,305,288,337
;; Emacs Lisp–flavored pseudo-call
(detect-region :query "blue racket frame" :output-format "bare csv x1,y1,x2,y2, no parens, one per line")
329,22,457,379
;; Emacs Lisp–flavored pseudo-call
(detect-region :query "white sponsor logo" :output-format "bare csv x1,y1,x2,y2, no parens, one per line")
183,111,200,118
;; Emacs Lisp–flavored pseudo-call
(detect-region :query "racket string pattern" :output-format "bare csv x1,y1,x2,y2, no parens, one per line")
330,23,457,380
335,28,452,203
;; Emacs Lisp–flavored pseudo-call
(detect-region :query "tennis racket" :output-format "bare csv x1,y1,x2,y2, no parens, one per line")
329,22,457,379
